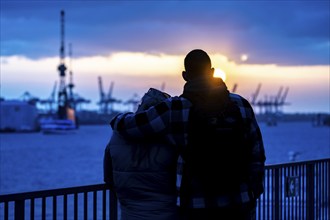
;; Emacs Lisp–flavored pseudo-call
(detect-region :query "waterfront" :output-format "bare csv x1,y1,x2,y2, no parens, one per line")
0,121,329,195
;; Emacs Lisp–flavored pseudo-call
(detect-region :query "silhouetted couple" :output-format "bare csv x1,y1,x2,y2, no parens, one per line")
104,49,266,220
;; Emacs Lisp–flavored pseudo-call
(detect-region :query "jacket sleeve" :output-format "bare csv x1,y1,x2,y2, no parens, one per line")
246,106,266,200
110,100,172,138
103,140,114,187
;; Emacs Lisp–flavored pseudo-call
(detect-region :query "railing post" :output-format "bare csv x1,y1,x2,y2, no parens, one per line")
110,190,118,220
306,163,314,220
274,168,280,220
15,199,25,220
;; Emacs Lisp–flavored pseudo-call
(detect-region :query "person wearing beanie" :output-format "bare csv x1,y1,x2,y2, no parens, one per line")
104,88,180,220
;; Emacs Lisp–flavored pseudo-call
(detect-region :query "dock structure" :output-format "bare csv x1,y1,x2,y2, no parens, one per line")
1,158,329,220
250,83,290,126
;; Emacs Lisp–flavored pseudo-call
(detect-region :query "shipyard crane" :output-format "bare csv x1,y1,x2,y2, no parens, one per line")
97,76,106,113
39,10,77,132
20,91,39,105
97,76,120,114
50,81,57,109
57,10,70,120
38,81,57,113
67,43,75,110
106,81,115,113
231,83,238,93
251,83,261,106
124,93,140,112
273,86,284,113
278,87,290,111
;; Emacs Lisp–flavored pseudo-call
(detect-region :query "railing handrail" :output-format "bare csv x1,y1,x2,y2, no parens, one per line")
265,157,330,168
0,183,109,203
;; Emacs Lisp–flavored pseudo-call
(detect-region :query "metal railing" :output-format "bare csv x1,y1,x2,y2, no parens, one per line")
1,158,329,220
257,158,329,220
0,184,117,220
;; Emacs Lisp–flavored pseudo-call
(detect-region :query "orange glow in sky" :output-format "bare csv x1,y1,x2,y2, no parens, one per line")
1,52,329,113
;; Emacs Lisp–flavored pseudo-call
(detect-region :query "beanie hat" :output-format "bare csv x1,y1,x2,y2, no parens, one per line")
137,88,171,112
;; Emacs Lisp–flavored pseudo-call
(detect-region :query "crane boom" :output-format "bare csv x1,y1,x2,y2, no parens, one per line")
251,83,261,105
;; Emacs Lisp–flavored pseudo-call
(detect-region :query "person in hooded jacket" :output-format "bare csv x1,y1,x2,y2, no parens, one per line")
104,88,180,220
110,49,266,220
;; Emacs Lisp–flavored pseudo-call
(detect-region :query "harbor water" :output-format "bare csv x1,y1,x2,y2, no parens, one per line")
0,121,329,195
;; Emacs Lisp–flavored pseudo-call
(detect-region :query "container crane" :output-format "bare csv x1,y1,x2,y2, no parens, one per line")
39,10,76,133
67,43,75,110
57,10,69,120
98,76,120,114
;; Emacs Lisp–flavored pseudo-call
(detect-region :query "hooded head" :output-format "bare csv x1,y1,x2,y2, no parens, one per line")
137,88,170,112
182,49,214,81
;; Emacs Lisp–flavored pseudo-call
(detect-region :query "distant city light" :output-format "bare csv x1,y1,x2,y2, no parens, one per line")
213,68,226,81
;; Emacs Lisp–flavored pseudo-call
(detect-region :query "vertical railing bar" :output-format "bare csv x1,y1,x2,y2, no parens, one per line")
102,189,106,220
286,167,291,220
15,199,24,220
292,166,295,219
322,161,325,220
325,160,328,220
280,167,283,220
93,191,97,220
4,201,8,220
283,167,286,220
261,169,267,220
292,166,299,220
109,190,112,220
74,193,78,220
288,166,294,219
53,196,57,220
64,194,67,220
306,162,314,220
315,163,318,220
326,160,328,220
287,166,290,220
321,161,324,220
282,167,284,220
84,192,88,220
315,162,318,220
286,167,290,220
110,188,118,220
274,167,279,220
302,164,305,219
318,161,321,219
257,196,261,220
298,165,301,220
263,169,266,220
30,198,35,220
267,169,270,220
320,161,322,219
42,197,46,220
288,167,291,220
292,165,294,220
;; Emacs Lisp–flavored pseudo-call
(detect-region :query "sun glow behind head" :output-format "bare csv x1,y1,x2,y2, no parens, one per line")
213,68,226,82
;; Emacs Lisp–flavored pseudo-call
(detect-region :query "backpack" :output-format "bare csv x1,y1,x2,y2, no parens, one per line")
181,95,249,195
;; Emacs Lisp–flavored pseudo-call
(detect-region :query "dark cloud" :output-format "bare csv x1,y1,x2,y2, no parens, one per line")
1,1,329,65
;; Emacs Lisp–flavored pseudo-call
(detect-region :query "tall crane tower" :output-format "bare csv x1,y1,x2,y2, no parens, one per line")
68,43,75,110
57,10,69,119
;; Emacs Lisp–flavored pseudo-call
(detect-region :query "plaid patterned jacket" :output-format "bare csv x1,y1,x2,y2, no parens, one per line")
110,93,266,209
